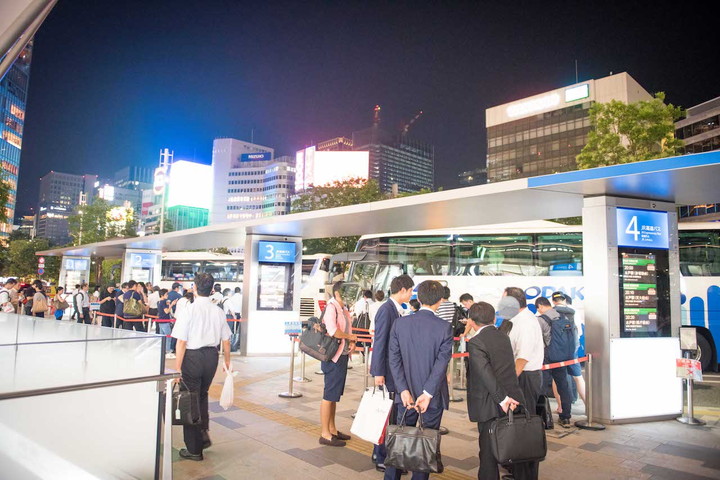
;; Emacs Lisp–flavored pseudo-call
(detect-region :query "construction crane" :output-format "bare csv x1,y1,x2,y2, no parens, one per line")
402,110,423,135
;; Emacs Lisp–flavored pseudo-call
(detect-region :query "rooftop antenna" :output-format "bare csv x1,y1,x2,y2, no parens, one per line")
251,128,255,144
373,105,381,126
575,59,578,84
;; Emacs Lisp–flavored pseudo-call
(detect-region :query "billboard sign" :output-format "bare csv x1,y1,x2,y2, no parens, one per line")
153,167,167,196
240,152,272,162
295,148,368,192
167,161,212,209
616,208,669,249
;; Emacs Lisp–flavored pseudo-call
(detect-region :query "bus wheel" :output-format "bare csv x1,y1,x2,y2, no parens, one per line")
696,333,712,372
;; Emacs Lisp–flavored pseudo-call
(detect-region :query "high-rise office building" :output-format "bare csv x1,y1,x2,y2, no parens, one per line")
211,138,295,223
36,172,97,245
485,72,652,183
457,167,487,187
114,165,153,190
0,44,32,238
351,126,434,194
676,96,720,221
317,137,353,151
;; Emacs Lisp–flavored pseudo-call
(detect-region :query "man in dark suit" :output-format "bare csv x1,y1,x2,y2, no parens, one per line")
386,280,453,480
370,274,415,471
466,302,528,480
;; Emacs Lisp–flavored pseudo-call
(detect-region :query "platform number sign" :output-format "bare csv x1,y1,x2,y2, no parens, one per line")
616,208,669,249
258,240,296,264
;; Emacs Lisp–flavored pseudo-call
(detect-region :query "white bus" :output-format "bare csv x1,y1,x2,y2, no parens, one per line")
345,220,720,370
159,251,331,320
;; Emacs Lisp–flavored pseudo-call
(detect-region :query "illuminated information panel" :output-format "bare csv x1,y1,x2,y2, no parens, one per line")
620,253,659,333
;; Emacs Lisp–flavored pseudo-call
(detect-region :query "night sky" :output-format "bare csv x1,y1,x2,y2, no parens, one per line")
15,1,718,216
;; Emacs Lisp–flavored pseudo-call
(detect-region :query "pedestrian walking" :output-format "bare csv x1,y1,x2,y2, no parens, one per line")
122,280,146,331
31,280,49,318
172,273,232,461
0,278,18,313
52,286,69,320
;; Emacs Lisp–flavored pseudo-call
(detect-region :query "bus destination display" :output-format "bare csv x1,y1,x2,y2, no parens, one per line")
621,253,658,333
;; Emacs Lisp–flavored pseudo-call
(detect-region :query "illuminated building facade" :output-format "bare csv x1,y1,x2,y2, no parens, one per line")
676,96,720,221
0,44,32,238
485,72,651,183
351,127,434,194
36,172,97,245
295,146,369,193
211,138,294,223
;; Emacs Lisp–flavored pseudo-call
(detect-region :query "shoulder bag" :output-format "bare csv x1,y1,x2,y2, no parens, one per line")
488,405,547,464
299,304,340,362
32,294,48,313
172,380,201,426
385,406,444,474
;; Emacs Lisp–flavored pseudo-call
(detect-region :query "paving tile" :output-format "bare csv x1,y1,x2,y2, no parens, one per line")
441,454,479,470
211,416,244,429
284,447,335,468
447,430,477,442
579,442,604,452
641,463,718,480
208,401,239,413
547,440,568,452
654,441,720,470
197,476,227,480
306,445,376,472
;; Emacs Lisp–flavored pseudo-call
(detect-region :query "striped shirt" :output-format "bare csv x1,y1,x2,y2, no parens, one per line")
436,301,456,322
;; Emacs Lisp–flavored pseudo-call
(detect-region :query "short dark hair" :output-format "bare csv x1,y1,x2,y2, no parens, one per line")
121,282,129,289
552,291,570,304
127,280,137,288
234,287,241,293
374,290,385,301
57,286,64,292
459,293,474,303
214,284,221,292
390,274,414,294
75,284,80,289
332,280,344,297
5,278,17,286
535,297,551,308
469,302,495,326
409,299,421,311
223,288,231,296
504,287,526,308
195,273,214,296
171,282,181,290
417,280,445,307
443,286,451,300
363,290,373,299
159,288,168,297
32,279,43,289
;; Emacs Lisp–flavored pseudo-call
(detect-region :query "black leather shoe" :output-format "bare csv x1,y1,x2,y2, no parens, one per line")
319,436,346,447
375,463,386,472
202,430,212,449
179,448,203,461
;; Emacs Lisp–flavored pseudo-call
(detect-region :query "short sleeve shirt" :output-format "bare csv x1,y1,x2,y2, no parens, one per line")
508,308,545,371
122,290,143,319
323,299,351,363
172,296,232,349
157,299,171,320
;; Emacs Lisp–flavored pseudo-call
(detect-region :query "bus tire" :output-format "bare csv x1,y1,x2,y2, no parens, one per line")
697,332,713,372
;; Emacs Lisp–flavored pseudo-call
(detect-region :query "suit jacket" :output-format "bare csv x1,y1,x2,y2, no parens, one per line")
370,299,401,392
466,325,525,424
389,308,453,410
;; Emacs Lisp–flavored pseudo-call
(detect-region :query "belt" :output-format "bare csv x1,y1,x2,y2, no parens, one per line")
187,346,218,351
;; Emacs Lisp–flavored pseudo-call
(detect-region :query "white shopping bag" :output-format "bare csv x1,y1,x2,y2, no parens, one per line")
219,364,234,410
350,388,394,444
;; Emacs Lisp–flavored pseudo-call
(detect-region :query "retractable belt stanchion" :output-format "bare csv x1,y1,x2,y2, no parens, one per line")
449,338,463,402
279,335,302,398
294,349,311,383
363,344,370,390
573,354,605,431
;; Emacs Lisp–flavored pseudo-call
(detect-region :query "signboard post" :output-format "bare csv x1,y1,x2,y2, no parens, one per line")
676,326,705,426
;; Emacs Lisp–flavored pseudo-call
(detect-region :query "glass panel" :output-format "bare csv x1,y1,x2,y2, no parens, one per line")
350,262,379,292
679,230,720,276
162,260,201,281
537,232,583,276
203,261,241,282
389,236,452,276
454,235,533,276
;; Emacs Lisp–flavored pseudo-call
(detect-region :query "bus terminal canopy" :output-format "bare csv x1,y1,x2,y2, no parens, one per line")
38,151,720,258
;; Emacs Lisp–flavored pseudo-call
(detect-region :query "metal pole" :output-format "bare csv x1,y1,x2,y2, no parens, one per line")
676,351,706,426
294,351,311,383
363,345,370,391
279,337,302,398
449,354,463,402
575,354,605,430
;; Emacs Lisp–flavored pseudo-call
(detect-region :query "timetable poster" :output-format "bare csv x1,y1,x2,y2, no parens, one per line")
621,253,658,333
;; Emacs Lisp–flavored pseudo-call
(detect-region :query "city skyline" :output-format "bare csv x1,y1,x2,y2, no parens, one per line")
13,1,719,216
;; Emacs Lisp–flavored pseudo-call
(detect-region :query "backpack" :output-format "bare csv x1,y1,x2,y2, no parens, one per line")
540,312,578,363
450,304,467,337
123,294,144,317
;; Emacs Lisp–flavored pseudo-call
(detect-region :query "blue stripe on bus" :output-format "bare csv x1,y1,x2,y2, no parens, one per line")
707,285,720,332
689,296,705,327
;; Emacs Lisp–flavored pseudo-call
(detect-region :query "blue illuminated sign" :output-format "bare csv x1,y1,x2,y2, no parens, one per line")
258,241,296,264
240,152,272,162
129,253,157,268
616,208,669,249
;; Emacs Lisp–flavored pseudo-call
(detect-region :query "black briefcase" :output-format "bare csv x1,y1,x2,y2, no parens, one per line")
385,408,444,474
299,309,340,362
536,395,554,430
488,406,547,464
172,381,201,426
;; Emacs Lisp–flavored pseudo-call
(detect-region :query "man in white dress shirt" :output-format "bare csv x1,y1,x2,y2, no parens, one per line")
172,273,232,461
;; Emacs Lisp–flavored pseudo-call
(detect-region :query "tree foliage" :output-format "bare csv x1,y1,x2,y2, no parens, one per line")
292,178,387,255
67,197,137,245
4,238,60,281
577,93,684,169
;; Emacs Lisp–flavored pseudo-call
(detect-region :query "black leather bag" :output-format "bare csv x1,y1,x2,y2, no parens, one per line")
536,395,554,430
385,408,444,474
299,307,341,362
172,381,201,426
488,406,547,464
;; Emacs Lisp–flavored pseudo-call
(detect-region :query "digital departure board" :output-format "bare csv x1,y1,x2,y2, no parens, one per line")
620,253,659,333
